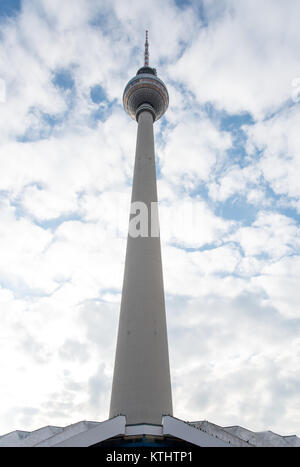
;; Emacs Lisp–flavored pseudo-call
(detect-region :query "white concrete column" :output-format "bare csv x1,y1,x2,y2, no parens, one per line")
109,109,173,425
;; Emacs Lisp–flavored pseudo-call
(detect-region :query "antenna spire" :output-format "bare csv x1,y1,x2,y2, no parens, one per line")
144,30,149,66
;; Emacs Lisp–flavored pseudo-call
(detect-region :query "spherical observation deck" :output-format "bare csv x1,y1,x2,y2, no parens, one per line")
123,66,169,122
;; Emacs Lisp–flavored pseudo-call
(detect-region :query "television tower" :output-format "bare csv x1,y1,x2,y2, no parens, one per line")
109,31,173,425
1,31,296,449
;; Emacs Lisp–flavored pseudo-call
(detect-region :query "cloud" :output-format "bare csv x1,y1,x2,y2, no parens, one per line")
167,292,300,435
59,339,89,363
253,256,300,319
231,211,300,259
171,0,300,119
160,196,235,249
160,114,232,188
245,105,300,211
208,164,261,203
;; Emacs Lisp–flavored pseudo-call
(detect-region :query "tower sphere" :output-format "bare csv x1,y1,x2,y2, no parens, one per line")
123,66,169,122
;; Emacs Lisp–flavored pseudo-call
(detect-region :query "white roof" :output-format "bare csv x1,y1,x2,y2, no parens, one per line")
0,416,299,447
189,421,300,447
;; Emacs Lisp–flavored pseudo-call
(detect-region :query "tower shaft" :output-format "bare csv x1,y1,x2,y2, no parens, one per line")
109,109,173,425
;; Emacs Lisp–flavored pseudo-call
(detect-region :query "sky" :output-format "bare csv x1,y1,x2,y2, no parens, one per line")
0,0,300,438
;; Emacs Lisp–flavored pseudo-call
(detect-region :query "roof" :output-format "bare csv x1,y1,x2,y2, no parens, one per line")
0,416,299,447
189,421,300,447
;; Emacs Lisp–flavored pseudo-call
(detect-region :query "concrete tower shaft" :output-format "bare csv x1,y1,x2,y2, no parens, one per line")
109,34,173,425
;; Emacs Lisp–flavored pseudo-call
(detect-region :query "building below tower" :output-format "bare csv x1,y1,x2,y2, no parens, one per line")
1,415,299,447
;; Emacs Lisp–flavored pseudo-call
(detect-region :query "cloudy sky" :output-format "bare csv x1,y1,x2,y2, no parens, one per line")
1,0,300,438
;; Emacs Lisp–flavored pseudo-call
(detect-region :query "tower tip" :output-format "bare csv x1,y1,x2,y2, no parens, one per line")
144,30,149,67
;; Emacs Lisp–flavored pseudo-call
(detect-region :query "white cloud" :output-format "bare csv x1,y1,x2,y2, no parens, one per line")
163,243,247,299
167,293,300,435
208,164,261,202
253,256,300,319
171,0,300,119
246,105,300,210
160,115,232,188
0,199,54,292
232,211,300,259
160,196,234,249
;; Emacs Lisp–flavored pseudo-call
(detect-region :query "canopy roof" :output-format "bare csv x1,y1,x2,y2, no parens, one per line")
1,416,299,447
